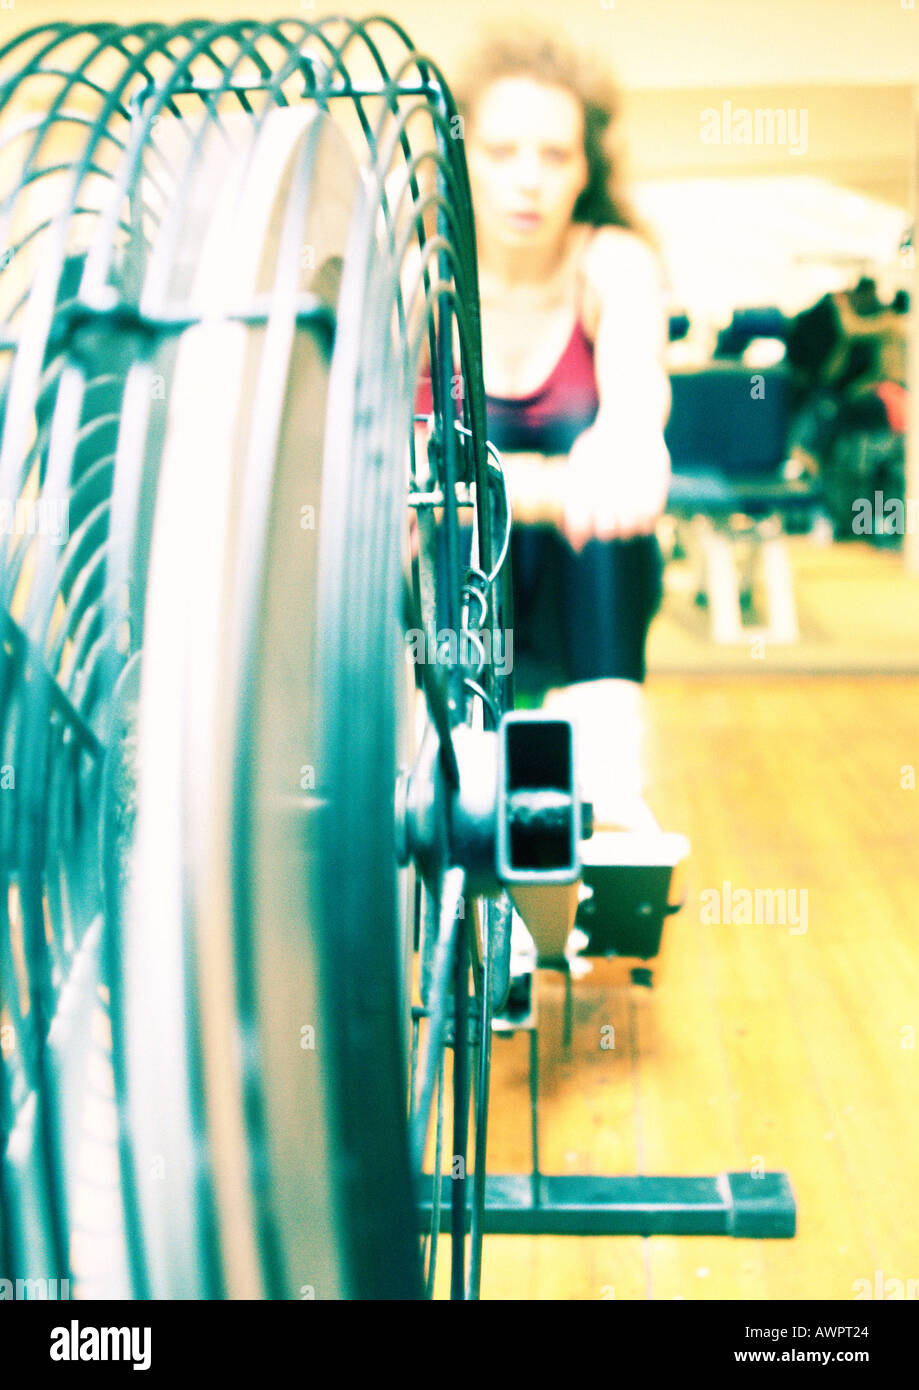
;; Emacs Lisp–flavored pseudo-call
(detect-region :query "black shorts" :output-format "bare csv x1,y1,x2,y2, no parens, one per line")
509,525,663,696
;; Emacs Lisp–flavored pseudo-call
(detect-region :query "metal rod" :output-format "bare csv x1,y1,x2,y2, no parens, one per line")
450,911,469,1301
409,866,464,1174
467,899,495,1300
420,1172,797,1238
424,1050,445,1298
530,1027,541,1205
2,611,105,759
61,291,335,340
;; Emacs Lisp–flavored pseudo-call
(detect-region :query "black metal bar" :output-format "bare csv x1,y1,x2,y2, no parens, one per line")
61,291,335,342
529,1029,540,1197
131,77,440,107
409,868,464,1174
562,969,573,1051
2,611,104,759
466,899,494,1300
449,911,469,1300
434,181,462,719
423,1054,445,1298
421,1172,797,1238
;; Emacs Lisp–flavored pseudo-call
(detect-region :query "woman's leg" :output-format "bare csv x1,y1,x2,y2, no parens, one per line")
541,677,658,831
546,533,663,829
562,531,663,684
502,534,663,995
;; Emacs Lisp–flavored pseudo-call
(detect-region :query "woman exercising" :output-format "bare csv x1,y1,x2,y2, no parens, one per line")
454,34,672,831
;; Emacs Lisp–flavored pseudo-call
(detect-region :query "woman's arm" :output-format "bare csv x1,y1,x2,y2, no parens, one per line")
498,451,567,525
491,232,672,547
562,228,672,550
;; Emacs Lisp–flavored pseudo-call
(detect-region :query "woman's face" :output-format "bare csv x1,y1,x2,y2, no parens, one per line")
465,77,589,255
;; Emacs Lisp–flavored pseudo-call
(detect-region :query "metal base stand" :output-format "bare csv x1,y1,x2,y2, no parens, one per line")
421,1171,796,1237
422,974,796,1240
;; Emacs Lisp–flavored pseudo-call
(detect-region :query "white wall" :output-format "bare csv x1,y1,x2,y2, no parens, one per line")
3,1,916,90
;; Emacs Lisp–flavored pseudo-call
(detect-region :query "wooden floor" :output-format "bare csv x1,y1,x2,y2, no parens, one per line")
648,536,919,674
439,674,919,1299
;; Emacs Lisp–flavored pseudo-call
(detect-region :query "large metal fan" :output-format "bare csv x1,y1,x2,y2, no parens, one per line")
0,16,579,1301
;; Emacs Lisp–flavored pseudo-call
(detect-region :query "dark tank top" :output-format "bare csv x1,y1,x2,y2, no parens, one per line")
484,317,600,454
484,314,661,694
413,316,600,453
413,304,661,695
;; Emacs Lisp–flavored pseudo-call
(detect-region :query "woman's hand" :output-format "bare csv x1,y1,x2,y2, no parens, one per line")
562,424,671,550
499,432,670,548
500,451,567,527
560,228,672,551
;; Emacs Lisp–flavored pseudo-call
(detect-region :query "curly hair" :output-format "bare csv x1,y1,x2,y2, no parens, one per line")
452,30,646,238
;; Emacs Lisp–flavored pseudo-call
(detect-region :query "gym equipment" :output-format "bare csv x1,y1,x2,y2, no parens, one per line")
0,16,794,1303
0,13,522,1302
665,363,822,643
461,819,795,1242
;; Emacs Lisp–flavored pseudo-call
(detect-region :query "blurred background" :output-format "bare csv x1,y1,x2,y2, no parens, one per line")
8,0,913,661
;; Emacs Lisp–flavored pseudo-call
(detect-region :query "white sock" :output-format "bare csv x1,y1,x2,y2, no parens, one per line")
541,679,657,832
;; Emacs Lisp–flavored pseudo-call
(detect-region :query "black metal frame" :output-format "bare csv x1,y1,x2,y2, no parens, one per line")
427,985,796,1240
423,1173,797,1238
